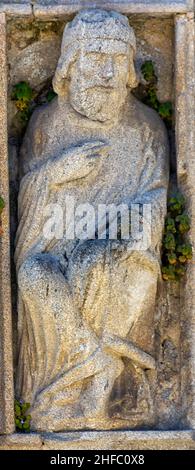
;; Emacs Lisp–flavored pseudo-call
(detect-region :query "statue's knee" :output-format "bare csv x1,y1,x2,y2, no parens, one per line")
18,254,46,294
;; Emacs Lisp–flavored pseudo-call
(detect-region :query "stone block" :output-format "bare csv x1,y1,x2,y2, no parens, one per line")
0,0,194,451
0,12,15,435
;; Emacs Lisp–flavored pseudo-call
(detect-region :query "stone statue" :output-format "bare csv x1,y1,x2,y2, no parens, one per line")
15,9,169,431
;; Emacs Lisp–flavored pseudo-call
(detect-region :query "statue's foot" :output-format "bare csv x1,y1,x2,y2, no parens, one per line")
80,355,124,420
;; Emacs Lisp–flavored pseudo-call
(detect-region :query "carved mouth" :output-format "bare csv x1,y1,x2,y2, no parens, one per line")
96,85,115,90
85,85,115,91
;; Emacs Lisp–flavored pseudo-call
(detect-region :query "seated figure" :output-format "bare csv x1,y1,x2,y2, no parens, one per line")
15,9,169,431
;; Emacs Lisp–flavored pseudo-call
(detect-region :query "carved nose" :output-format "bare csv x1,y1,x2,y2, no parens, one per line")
102,59,114,80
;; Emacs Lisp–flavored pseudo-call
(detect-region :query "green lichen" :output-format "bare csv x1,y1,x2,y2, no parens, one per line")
161,193,193,281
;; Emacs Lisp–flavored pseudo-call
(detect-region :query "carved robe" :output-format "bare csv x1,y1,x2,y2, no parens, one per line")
15,93,169,430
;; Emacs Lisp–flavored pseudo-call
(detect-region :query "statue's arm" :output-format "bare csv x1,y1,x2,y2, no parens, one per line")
22,140,109,187
20,105,109,185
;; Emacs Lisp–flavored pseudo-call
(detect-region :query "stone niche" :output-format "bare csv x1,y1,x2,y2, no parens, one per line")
0,0,195,450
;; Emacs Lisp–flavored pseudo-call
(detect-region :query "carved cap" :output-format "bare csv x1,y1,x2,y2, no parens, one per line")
61,9,136,52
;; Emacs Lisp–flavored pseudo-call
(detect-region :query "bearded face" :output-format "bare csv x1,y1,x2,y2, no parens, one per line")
68,41,133,122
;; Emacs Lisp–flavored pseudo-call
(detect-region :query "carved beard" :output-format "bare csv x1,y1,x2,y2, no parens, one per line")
69,85,128,122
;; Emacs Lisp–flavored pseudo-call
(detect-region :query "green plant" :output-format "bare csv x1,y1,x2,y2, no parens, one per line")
0,196,5,215
12,81,34,122
161,193,193,281
12,81,33,104
14,399,31,432
141,60,172,126
12,81,57,127
158,101,172,121
141,60,157,83
46,89,57,103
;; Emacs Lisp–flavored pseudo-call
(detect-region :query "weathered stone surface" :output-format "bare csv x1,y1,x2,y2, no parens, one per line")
7,19,65,136
0,431,194,450
9,37,61,91
33,0,194,15
0,1,30,3
34,0,193,5
0,12,15,434
130,16,174,102
0,1,194,18
0,433,42,450
0,2,32,17
41,430,195,450
155,283,182,428
15,9,169,432
174,12,195,428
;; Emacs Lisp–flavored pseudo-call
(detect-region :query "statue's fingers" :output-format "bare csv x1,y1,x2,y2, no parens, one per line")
64,141,109,161
84,145,109,158
86,154,101,165
70,141,105,158
85,145,110,159
97,144,110,155
78,140,106,152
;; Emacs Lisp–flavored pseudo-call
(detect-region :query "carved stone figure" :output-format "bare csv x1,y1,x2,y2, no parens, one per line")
15,9,169,431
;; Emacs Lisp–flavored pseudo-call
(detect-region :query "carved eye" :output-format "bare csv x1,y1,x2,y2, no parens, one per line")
116,54,128,64
83,52,100,61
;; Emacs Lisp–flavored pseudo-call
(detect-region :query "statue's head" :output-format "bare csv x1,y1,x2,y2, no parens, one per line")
53,9,138,122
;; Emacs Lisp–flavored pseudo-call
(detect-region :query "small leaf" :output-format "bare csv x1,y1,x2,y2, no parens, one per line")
12,82,33,103
14,404,21,417
162,265,177,281
168,194,185,214
167,253,177,265
178,255,186,263
176,214,190,233
163,232,176,251
46,90,57,103
26,414,31,421
175,265,186,276
141,60,156,82
176,243,192,257
23,422,30,430
0,196,5,215
16,421,23,430
165,217,176,233
159,101,172,119
162,273,169,281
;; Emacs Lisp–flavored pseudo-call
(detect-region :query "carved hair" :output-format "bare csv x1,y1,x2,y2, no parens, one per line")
53,9,138,96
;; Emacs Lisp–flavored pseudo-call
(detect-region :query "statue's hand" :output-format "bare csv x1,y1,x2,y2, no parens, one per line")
60,141,110,181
